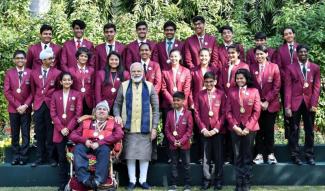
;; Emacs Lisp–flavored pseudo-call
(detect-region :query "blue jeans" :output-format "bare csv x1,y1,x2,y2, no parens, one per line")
74,144,110,184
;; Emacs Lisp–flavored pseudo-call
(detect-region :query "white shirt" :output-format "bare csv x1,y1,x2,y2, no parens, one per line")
175,108,184,123
165,38,175,53
63,90,69,113
141,59,150,71
106,41,115,53
137,39,147,46
74,37,83,46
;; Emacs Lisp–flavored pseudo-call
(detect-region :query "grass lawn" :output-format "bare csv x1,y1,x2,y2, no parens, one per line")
1,186,325,191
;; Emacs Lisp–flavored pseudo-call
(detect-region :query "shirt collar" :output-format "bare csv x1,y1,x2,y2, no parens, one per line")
16,67,24,72
41,66,50,72
74,37,83,43
196,34,205,39
106,41,115,46
287,42,294,47
240,85,247,91
137,39,147,44
166,38,175,44
175,107,184,115
224,42,233,47
141,59,150,65
77,64,86,70
41,42,50,49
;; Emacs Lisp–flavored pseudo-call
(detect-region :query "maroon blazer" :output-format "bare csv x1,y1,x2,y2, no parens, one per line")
284,61,321,111
95,41,126,71
226,87,261,131
246,47,276,67
95,70,130,108
220,61,250,95
184,34,220,70
152,39,184,70
4,68,33,113
26,43,62,69
124,40,156,71
250,62,281,113
161,66,191,109
31,67,61,110
68,66,95,109
194,89,226,133
165,109,193,150
144,61,162,94
50,89,83,143
274,42,299,80
69,117,124,146
60,39,95,72
218,43,245,67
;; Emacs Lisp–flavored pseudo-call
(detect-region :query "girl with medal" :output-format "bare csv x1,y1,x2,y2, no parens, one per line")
193,72,226,190
251,45,281,165
161,49,191,129
95,51,129,114
4,50,32,165
226,68,261,191
164,92,193,191
69,47,95,115
50,72,83,191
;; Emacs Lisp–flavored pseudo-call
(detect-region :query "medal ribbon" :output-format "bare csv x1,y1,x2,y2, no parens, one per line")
239,87,246,108
110,71,118,90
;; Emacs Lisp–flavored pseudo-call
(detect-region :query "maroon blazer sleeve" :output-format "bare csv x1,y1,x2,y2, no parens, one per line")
26,46,34,69
164,111,176,143
66,93,83,131
216,92,226,130
183,69,192,107
161,73,173,105
179,112,193,145
50,92,64,131
151,44,159,63
284,67,293,109
184,40,194,69
4,71,20,109
225,91,239,129
193,94,207,131
95,72,103,104
311,65,321,108
88,42,96,69
245,89,261,131
264,65,281,103
239,44,245,62
210,42,221,69
60,43,69,72
153,65,162,93
98,122,124,146
69,124,87,144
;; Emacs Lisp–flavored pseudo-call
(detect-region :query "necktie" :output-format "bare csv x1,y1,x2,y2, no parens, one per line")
76,40,81,49
302,64,307,79
199,37,204,48
167,41,173,55
18,71,23,83
43,69,47,79
289,45,294,59
44,44,47,50
143,63,147,75
108,45,113,54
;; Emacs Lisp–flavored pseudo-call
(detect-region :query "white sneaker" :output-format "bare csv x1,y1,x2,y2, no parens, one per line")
253,154,264,164
267,153,278,164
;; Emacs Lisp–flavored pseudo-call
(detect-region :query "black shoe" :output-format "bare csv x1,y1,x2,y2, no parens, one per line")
139,182,151,189
306,158,316,165
31,158,45,167
214,182,222,190
201,181,210,190
292,157,303,165
49,159,58,167
127,182,136,190
11,159,19,165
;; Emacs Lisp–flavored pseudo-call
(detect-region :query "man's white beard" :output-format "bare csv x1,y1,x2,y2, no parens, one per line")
132,75,143,82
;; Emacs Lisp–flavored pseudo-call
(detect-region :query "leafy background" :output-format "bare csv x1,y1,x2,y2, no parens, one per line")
0,0,324,140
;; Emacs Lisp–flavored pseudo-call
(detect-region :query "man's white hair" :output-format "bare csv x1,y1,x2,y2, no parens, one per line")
130,62,143,72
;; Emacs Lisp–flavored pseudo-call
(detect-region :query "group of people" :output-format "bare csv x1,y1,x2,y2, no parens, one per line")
3,15,321,191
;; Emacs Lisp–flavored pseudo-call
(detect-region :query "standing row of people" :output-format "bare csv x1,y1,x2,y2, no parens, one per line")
3,15,321,191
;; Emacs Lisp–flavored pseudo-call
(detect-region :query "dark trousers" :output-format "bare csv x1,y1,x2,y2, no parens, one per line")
83,98,93,115
74,144,110,184
288,101,315,159
280,87,290,139
255,111,277,155
202,134,224,184
55,138,69,186
9,112,31,161
34,103,54,161
231,131,256,181
223,121,233,162
169,148,191,186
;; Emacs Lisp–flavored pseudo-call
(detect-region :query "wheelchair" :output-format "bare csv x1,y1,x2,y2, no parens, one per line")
64,140,123,191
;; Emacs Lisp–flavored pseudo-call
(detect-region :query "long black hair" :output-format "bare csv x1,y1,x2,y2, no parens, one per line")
104,51,125,85
235,68,254,88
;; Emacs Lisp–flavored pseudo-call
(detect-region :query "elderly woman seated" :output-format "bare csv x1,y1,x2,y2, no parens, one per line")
69,100,124,189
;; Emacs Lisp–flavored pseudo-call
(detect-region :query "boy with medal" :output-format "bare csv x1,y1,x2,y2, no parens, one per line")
4,50,33,165
194,72,226,190
165,91,193,191
284,44,321,165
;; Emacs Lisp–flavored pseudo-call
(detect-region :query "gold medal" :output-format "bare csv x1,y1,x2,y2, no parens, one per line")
173,87,177,92
240,107,245,114
208,111,214,117
93,131,99,137
16,88,21,94
226,83,231,88
62,113,67,119
81,87,86,92
111,87,116,92
98,134,104,140
304,82,309,88
173,130,178,136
